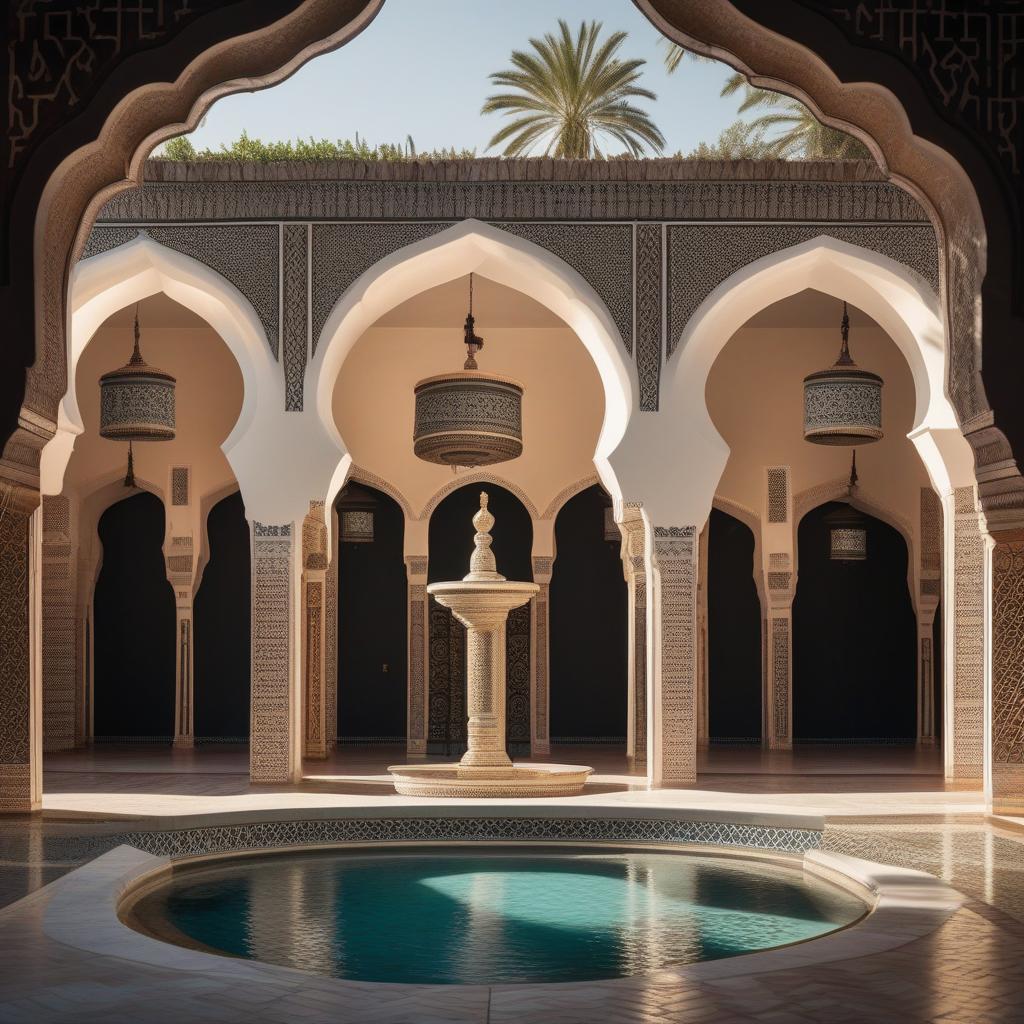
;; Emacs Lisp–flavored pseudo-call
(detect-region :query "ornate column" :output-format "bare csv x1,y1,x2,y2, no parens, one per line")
530,555,552,759
619,508,647,772
250,521,302,784
405,554,429,756
74,542,96,744
0,482,42,812
991,529,1024,814
650,526,698,786
917,487,942,746
945,486,986,785
695,523,710,748
326,504,338,754
41,495,77,751
301,501,329,760
763,467,794,751
165,535,196,748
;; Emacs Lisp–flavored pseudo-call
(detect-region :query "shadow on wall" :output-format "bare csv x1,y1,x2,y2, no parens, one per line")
793,502,918,742
194,491,250,741
550,485,627,744
337,483,407,743
707,508,762,743
93,491,175,740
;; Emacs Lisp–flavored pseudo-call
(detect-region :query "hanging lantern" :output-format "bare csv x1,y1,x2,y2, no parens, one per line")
803,301,883,446
413,274,523,468
825,451,868,562
338,484,376,543
99,306,176,485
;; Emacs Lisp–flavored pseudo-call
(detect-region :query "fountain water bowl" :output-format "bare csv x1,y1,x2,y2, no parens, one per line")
388,492,592,797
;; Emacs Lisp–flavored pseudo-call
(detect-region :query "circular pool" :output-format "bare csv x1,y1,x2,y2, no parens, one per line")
124,848,866,985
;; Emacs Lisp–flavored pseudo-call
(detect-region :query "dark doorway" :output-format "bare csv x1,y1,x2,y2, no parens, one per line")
194,491,250,740
337,483,407,743
793,502,917,741
93,491,175,740
427,484,533,755
707,508,762,743
549,485,627,745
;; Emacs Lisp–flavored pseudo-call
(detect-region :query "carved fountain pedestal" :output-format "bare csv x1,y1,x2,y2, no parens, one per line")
389,493,591,798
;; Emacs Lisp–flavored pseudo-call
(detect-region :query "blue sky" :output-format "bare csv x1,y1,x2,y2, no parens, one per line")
179,0,743,156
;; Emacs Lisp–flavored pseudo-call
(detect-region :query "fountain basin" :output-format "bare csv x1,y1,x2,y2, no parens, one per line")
387,761,592,798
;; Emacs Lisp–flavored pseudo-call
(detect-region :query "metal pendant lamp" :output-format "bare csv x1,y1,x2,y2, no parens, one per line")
825,451,868,562
412,274,523,468
99,305,176,486
803,301,883,446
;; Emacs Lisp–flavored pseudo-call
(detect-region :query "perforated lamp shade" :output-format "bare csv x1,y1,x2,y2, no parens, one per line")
99,312,176,443
803,302,883,446
412,274,523,469
825,504,868,561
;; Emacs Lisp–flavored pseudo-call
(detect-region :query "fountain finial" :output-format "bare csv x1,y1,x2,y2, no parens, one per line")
465,490,505,582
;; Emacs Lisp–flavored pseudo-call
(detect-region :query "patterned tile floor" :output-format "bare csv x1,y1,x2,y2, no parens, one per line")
1,744,1020,1022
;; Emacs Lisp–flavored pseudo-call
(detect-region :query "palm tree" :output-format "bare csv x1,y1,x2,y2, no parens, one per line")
662,44,869,159
482,20,665,158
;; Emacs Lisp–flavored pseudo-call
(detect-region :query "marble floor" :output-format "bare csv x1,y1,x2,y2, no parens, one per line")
2,743,1021,1021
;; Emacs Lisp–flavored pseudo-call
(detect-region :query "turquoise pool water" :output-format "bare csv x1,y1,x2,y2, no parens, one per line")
129,849,865,984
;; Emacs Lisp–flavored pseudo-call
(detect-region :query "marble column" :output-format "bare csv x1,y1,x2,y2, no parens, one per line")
991,529,1024,814
0,483,42,812
301,501,329,760
530,555,552,758
945,486,986,786
405,554,429,756
41,495,77,752
250,521,302,784
619,509,647,772
650,526,698,786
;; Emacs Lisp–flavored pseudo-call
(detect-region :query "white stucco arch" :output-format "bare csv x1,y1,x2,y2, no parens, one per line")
662,236,976,510
46,233,279,503
310,219,635,517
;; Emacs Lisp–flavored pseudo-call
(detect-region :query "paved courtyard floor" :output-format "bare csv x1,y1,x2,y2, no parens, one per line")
1,743,1021,1022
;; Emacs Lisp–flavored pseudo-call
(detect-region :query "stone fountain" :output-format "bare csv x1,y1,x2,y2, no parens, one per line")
389,492,592,797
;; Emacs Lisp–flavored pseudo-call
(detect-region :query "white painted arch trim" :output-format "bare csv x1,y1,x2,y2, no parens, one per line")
50,234,277,497
310,219,634,514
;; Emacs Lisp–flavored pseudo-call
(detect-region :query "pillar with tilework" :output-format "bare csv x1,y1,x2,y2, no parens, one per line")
405,554,429,756
41,495,77,752
0,483,42,812
650,525,698,786
991,527,1024,815
165,537,196,748
250,520,302,784
301,501,329,760
945,486,986,786
619,508,648,772
530,555,552,758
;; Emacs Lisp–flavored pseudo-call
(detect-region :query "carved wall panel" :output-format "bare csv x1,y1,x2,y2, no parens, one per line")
495,222,633,353
310,222,450,354
506,602,531,753
771,616,791,745
428,599,465,753
41,496,76,752
532,582,550,752
952,487,985,782
251,522,295,783
0,495,33,811
407,582,427,754
635,223,663,411
666,223,937,356
991,537,1024,812
282,224,310,411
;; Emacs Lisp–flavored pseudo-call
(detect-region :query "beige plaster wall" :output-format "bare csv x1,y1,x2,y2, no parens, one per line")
707,323,930,530
332,326,604,517
65,321,243,511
